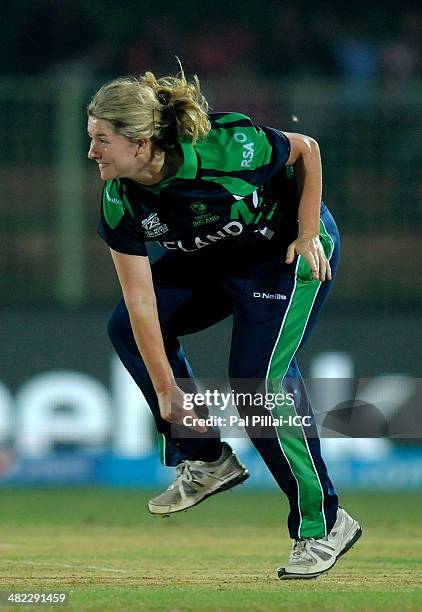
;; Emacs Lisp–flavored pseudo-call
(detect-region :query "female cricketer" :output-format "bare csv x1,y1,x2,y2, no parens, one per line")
87,67,361,579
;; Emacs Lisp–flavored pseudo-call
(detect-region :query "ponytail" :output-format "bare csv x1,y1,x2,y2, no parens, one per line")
87,62,211,147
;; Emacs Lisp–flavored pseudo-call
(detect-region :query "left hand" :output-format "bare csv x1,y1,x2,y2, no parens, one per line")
156,385,208,434
285,233,332,281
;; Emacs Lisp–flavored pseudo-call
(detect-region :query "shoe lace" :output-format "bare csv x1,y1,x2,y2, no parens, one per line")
169,459,221,490
308,534,336,552
175,461,195,484
290,535,336,564
291,540,312,562
166,461,197,490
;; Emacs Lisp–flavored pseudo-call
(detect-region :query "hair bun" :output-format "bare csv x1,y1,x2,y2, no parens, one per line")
87,66,211,146
158,91,171,106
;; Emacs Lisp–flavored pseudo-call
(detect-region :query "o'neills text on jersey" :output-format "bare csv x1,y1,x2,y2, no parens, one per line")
253,292,287,300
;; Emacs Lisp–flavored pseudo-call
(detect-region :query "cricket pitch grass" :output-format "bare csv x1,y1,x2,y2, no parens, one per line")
0,488,420,611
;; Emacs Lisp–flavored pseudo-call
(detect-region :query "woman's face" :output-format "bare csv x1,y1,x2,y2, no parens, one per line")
87,117,145,181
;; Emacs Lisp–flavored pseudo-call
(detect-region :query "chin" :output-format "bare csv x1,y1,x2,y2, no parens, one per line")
99,167,118,181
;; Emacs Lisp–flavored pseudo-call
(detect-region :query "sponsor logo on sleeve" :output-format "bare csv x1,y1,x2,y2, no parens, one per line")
233,132,255,168
105,191,123,206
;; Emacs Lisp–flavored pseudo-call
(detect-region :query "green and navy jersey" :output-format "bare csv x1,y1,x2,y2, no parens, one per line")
98,112,299,256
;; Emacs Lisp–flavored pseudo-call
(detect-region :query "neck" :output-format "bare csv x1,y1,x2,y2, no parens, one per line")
132,150,165,186
161,148,183,180
132,147,183,187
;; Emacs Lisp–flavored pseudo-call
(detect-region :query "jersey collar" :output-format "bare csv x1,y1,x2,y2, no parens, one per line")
135,140,198,195
175,140,198,180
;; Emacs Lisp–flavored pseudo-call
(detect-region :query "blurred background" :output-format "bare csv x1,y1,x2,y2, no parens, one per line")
1,0,421,489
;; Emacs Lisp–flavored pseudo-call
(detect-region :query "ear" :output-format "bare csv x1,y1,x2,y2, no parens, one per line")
134,138,149,157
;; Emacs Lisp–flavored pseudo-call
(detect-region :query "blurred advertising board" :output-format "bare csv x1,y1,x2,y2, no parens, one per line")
1,309,421,489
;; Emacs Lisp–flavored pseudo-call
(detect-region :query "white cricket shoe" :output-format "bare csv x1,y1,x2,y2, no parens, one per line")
148,442,249,516
277,507,362,580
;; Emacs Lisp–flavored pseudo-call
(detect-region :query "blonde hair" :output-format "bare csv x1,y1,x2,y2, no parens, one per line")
87,64,211,147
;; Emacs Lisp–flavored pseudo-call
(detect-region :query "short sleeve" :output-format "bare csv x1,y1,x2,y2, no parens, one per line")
259,126,291,169
97,181,147,256
199,113,292,195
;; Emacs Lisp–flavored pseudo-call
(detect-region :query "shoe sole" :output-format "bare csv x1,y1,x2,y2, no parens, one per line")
277,524,363,580
148,470,250,517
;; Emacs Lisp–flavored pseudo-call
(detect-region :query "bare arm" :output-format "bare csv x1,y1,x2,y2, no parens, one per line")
111,248,174,393
110,249,206,432
283,132,331,282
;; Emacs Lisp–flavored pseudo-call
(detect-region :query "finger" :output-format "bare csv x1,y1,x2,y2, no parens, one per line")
326,258,332,281
285,244,295,264
318,252,327,282
307,253,319,279
186,408,208,433
163,412,208,434
160,401,183,424
166,387,209,433
171,403,208,433
160,405,172,422
319,251,333,282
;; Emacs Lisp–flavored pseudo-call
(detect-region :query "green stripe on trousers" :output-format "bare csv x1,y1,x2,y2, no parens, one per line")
267,218,334,538
157,432,167,466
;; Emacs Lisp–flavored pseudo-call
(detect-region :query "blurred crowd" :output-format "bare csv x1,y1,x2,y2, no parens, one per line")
5,1,422,83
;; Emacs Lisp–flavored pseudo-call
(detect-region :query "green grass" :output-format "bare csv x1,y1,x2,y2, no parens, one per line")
0,488,420,611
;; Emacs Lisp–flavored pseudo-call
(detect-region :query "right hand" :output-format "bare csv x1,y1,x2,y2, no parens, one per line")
285,233,332,282
156,385,208,433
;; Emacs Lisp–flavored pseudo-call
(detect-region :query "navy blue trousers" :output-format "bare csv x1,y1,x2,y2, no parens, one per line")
108,205,340,539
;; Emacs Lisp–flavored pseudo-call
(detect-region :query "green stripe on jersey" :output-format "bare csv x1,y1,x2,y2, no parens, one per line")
196,125,272,177
201,174,260,197
267,218,335,538
103,180,125,229
128,113,274,197
213,112,252,125
103,180,135,228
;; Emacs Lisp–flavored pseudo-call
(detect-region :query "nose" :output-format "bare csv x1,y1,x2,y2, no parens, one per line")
88,141,100,160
